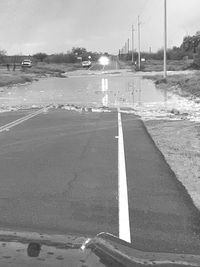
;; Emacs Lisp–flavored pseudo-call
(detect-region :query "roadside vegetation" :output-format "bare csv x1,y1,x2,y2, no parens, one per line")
0,69,34,87
134,32,200,98
0,47,106,87
144,73,200,98
143,59,192,72
120,31,200,72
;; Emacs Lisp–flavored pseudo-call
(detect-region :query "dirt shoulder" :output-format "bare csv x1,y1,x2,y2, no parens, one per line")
144,119,200,210
142,71,200,209
0,62,82,87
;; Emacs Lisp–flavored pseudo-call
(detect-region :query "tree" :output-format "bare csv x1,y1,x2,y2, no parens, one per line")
33,52,48,62
0,49,7,63
181,34,200,53
72,47,87,56
167,46,187,60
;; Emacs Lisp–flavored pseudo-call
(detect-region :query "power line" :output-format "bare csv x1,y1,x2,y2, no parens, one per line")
139,0,150,18
141,0,163,26
130,0,150,30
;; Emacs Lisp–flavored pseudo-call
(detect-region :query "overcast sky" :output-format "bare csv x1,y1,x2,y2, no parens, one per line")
0,0,200,55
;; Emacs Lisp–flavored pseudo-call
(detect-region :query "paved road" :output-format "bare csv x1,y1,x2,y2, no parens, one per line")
0,109,119,236
0,108,200,255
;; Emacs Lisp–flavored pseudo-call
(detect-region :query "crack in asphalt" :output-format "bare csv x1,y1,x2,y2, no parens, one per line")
62,113,102,198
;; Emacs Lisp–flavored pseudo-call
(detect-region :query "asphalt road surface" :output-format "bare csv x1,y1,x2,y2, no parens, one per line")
0,108,200,255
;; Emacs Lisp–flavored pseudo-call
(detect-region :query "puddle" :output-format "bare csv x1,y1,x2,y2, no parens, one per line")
0,73,199,122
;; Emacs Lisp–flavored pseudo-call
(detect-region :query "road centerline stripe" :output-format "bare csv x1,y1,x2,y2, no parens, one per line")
117,108,131,243
0,106,50,133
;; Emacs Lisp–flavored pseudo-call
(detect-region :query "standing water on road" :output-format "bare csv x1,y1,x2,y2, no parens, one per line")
0,71,200,121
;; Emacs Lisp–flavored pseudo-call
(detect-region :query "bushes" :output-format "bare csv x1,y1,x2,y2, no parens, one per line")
43,47,101,64
119,47,189,62
190,55,200,69
149,47,189,61
0,47,102,65
33,53,48,62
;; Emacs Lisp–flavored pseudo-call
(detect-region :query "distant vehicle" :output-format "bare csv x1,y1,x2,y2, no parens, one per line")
21,59,32,68
82,60,92,68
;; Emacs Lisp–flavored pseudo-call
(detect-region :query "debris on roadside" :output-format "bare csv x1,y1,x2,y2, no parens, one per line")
52,104,112,113
170,108,180,115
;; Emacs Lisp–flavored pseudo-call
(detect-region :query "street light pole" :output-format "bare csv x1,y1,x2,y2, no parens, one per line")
164,0,167,78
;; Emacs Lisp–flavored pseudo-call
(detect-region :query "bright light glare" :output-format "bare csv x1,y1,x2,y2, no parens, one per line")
98,56,109,66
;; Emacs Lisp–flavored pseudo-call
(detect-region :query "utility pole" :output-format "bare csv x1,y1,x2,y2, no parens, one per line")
149,46,152,54
138,16,141,70
164,0,167,78
127,38,130,54
132,25,134,63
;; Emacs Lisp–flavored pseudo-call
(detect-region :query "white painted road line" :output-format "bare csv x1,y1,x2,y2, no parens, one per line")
0,107,50,133
117,109,131,243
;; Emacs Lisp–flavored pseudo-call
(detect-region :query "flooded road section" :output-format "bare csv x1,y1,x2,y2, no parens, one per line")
0,71,200,121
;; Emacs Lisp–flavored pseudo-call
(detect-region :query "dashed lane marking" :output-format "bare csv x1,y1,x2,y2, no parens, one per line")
117,108,131,243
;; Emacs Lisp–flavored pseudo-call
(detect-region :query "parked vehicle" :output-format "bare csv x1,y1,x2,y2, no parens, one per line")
21,59,32,68
82,60,92,68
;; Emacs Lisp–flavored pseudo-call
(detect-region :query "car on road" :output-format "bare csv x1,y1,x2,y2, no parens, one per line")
82,60,92,68
21,59,32,68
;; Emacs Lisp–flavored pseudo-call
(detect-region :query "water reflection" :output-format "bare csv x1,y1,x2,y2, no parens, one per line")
130,79,142,106
101,78,108,106
101,78,108,92
138,78,142,106
99,76,168,109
